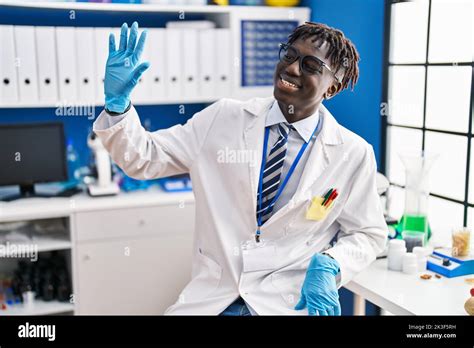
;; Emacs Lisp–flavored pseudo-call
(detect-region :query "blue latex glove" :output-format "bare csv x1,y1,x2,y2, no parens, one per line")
295,253,341,316
105,22,150,113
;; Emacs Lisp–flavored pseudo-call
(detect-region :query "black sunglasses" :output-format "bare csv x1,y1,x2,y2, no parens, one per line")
278,43,341,82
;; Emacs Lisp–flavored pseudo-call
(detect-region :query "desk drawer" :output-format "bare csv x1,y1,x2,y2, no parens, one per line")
74,203,195,242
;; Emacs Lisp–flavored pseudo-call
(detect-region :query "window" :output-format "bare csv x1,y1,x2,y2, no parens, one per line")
383,0,474,240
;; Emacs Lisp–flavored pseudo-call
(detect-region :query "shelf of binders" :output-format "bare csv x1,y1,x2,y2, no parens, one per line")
0,1,310,108
0,24,233,108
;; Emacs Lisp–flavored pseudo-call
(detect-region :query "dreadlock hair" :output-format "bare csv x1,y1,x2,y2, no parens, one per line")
287,22,360,92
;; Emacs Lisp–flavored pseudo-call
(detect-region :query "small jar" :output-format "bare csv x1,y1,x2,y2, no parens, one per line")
388,239,407,271
402,253,418,274
452,227,471,257
412,246,431,271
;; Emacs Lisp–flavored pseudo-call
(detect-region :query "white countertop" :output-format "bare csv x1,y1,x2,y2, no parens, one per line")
0,300,74,316
345,258,472,315
0,185,195,222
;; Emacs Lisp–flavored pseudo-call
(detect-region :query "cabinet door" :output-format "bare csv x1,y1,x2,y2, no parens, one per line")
75,204,195,242
76,233,192,314
74,203,194,315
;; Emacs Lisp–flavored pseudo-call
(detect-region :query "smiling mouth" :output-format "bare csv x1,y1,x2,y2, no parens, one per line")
279,75,300,89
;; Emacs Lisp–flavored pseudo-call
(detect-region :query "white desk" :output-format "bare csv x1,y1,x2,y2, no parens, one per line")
346,258,471,315
0,185,194,222
0,186,195,315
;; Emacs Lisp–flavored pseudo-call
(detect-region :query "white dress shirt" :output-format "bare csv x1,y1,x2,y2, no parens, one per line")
263,100,322,216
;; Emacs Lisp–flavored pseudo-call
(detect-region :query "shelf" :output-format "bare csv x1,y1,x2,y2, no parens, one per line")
0,185,195,222
0,299,74,316
0,89,275,109
0,1,305,15
31,236,72,252
0,96,223,109
0,1,304,109
0,236,71,253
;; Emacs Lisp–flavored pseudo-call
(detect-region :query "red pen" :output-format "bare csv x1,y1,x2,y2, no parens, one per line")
329,192,339,205
324,189,338,207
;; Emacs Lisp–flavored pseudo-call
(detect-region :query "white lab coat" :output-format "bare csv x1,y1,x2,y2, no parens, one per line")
93,96,388,315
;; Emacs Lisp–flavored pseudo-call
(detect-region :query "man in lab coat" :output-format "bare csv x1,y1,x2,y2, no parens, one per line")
93,21,388,315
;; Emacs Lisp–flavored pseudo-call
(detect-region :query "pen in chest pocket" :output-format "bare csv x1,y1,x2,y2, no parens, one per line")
322,188,338,207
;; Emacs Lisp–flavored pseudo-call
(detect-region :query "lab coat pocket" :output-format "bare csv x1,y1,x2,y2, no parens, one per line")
285,198,326,237
305,196,335,221
271,269,306,311
180,248,222,304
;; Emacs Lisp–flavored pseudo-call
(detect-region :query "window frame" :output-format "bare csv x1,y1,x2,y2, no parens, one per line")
381,0,474,226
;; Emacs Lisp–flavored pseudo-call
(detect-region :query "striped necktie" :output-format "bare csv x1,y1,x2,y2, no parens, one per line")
256,122,293,224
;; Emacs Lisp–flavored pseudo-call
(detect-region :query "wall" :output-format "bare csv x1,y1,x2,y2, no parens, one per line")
0,105,207,171
301,0,385,165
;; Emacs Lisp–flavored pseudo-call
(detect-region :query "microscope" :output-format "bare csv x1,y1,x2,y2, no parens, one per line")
86,132,120,197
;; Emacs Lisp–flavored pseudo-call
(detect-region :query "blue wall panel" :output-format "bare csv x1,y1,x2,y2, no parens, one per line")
0,105,207,169
301,0,385,166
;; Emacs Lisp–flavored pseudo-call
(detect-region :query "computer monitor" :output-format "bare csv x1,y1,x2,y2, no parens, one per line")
0,122,68,201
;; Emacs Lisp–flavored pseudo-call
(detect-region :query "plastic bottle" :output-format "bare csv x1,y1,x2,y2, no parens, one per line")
402,253,418,274
66,139,81,184
0,279,5,310
56,271,71,302
412,246,430,271
41,272,55,302
387,239,407,271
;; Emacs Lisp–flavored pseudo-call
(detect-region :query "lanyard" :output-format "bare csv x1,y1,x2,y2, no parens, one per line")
256,117,321,241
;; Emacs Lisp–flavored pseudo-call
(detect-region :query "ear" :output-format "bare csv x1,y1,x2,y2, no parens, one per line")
324,82,341,100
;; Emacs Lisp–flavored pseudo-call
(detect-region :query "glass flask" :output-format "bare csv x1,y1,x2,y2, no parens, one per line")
397,152,438,243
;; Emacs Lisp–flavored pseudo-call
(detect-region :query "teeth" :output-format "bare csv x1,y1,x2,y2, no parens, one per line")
281,78,298,88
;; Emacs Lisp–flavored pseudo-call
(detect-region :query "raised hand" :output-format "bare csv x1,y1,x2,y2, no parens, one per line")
104,22,150,113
